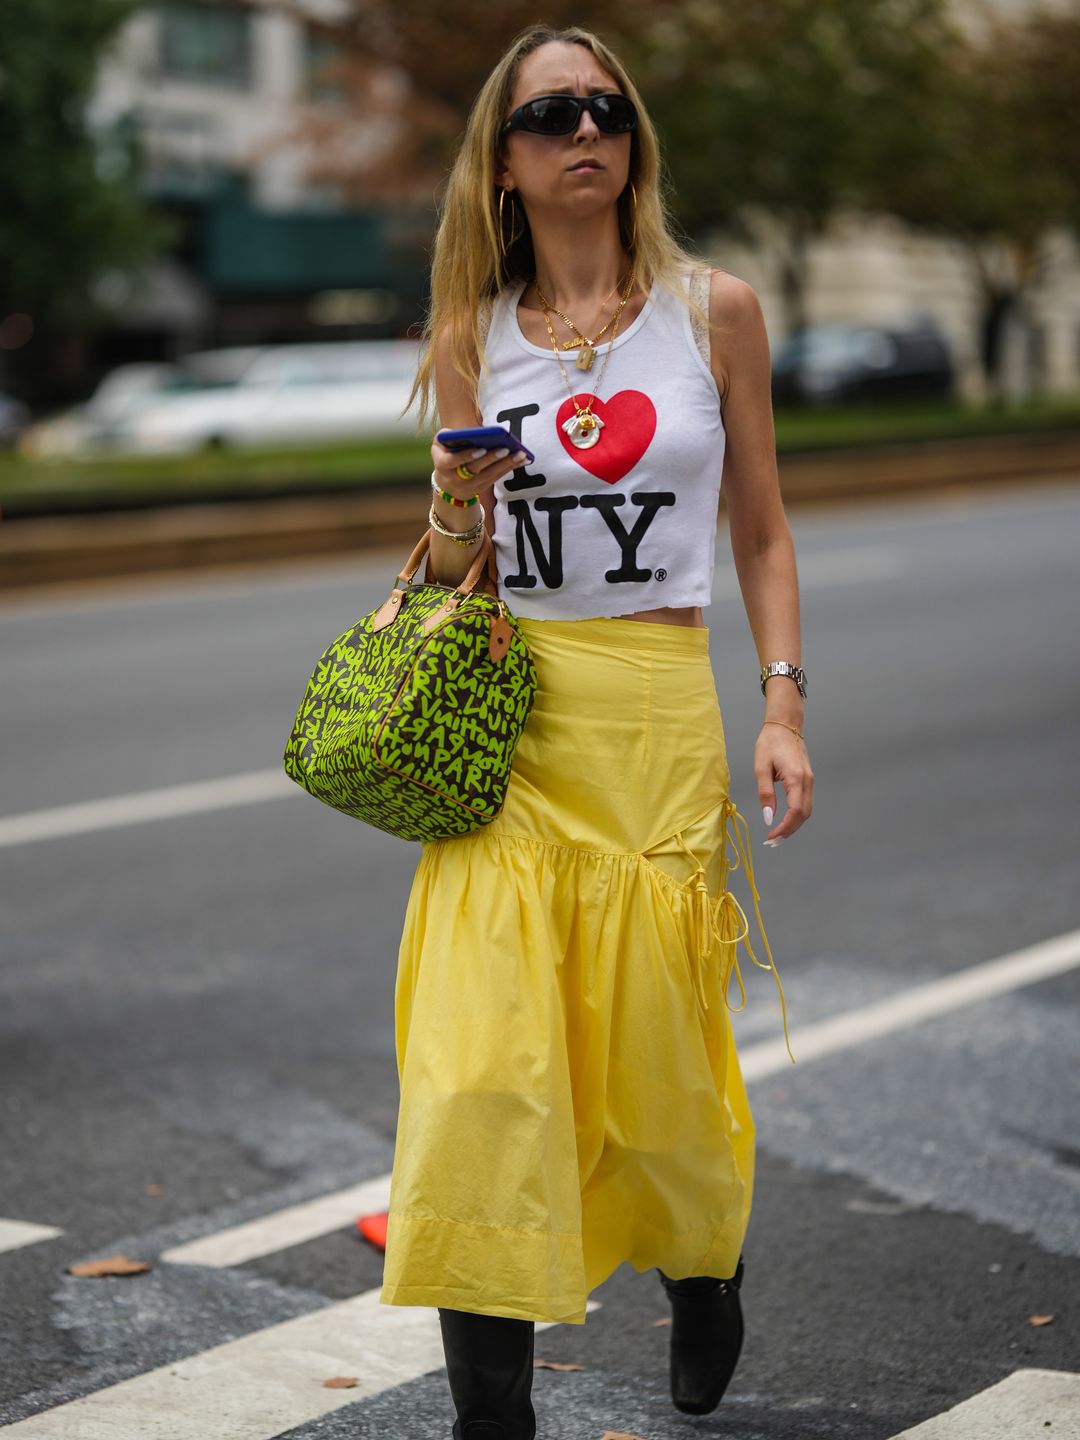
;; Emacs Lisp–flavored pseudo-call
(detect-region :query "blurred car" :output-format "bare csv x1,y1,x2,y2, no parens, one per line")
90,340,423,456
17,363,180,459
771,316,954,406
0,390,32,449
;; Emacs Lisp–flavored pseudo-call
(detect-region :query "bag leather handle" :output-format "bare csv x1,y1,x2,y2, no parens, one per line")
410,527,493,595
371,526,499,633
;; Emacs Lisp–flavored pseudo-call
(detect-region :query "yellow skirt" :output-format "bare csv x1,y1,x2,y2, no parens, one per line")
379,615,793,1326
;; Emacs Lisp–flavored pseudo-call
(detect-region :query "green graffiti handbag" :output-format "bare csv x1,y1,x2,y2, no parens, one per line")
282,527,538,843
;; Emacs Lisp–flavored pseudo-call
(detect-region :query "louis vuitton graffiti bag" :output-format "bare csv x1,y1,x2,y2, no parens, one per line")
282,528,537,843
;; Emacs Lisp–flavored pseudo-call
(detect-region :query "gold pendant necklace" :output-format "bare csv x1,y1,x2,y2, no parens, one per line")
562,409,604,448
538,269,636,449
534,272,628,373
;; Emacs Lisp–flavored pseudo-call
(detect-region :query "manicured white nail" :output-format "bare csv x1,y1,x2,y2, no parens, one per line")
469,448,487,459
763,837,784,847
512,451,526,462
494,447,509,458
762,805,774,826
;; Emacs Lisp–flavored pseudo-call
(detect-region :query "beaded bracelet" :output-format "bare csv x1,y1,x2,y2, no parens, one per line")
431,471,479,507
428,502,485,546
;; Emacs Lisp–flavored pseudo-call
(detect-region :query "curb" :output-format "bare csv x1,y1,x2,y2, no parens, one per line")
2,431,1078,591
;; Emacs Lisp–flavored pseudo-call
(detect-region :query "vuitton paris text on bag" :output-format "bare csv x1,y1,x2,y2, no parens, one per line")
282,529,538,843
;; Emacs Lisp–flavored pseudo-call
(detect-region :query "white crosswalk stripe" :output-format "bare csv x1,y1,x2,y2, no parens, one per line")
740,926,1080,1080
141,926,1080,1279
0,1220,64,1256
5,911,1078,1434
885,1368,1080,1439
160,1174,392,1270
0,1287,598,1438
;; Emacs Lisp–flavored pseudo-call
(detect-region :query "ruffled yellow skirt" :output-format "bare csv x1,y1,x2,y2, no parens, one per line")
379,615,793,1325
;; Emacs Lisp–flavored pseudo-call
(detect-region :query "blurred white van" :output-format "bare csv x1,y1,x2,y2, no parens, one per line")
107,341,422,455
22,341,423,459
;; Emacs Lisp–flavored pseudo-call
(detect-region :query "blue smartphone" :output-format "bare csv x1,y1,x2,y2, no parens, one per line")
436,425,534,464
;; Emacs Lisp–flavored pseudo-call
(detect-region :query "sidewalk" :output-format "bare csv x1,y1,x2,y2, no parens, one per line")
2,430,1078,590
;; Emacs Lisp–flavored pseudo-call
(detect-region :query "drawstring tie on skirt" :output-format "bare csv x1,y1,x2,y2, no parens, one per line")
672,798,796,1065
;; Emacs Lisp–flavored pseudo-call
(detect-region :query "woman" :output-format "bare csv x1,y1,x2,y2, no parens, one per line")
380,23,813,1439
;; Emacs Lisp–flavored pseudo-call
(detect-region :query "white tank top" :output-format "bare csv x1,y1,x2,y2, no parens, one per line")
477,267,723,620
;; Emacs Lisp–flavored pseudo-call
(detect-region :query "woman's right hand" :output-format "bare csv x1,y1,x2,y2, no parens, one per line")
431,437,527,504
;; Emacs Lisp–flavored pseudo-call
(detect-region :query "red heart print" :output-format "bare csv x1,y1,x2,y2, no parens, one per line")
556,391,657,484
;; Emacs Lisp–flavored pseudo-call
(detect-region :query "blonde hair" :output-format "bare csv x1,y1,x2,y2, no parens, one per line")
404,23,713,431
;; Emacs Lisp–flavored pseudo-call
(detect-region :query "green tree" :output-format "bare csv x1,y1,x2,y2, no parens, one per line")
0,0,176,396
637,0,965,336
878,3,1080,396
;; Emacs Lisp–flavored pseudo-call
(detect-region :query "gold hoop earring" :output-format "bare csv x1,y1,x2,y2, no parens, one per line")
498,188,523,258
628,182,638,250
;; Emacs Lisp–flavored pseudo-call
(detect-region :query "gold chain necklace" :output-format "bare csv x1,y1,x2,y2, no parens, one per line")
533,272,627,370
538,269,636,449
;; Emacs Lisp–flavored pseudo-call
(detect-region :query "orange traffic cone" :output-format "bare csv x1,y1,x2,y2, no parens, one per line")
356,1211,388,1252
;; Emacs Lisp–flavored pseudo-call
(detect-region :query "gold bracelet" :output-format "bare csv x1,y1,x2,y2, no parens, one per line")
428,502,484,546
763,719,805,740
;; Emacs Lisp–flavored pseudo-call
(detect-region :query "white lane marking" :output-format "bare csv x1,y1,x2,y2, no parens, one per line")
713,542,905,596
0,1219,64,1255
0,540,909,620
741,926,1080,1081
796,543,906,585
0,770,294,849
161,1174,391,1269
0,553,375,620
885,1367,1080,1439
0,539,902,853
160,928,1080,1272
1,1287,599,1438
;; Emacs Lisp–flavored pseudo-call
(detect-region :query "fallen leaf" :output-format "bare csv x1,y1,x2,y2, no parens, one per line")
323,1376,359,1388
533,1358,585,1371
144,1183,164,1197
68,1254,151,1277
1028,1314,1054,1327
601,1431,647,1439
652,1316,672,1327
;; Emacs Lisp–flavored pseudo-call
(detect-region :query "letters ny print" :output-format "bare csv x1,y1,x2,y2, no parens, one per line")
496,393,674,591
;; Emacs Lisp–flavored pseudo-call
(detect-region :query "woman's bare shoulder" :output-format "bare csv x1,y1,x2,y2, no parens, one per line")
706,268,768,402
707,267,762,326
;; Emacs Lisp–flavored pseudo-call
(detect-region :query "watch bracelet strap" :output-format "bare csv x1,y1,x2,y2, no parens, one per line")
760,660,806,697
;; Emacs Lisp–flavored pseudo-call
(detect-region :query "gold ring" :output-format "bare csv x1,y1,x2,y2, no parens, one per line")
455,462,475,481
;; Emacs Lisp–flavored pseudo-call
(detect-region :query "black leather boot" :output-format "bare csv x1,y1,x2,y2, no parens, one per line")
438,1307,537,1440
656,1254,745,1414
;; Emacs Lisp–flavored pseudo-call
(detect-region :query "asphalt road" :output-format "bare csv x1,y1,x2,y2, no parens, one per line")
1,479,1078,1440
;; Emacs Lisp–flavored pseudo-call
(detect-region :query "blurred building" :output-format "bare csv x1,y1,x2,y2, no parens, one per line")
86,0,423,367
711,210,1080,404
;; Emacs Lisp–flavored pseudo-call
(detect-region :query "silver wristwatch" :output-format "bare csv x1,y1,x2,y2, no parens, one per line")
760,661,807,698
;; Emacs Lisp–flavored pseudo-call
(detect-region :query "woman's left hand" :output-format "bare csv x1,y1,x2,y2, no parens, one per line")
755,725,813,845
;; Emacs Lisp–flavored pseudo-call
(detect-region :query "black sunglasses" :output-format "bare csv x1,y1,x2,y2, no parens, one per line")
502,92,637,137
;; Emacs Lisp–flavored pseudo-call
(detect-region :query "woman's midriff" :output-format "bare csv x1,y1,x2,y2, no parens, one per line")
622,604,706,628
